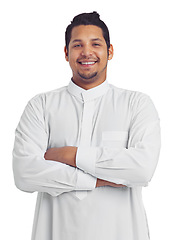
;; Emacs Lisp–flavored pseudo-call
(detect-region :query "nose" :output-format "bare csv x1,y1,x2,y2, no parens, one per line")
81,45,93,57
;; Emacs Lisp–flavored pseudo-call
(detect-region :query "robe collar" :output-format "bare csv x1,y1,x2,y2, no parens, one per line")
67,78,110,102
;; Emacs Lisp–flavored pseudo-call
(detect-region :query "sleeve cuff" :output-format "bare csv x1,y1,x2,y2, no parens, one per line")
75,169,97,190
76,147,97,175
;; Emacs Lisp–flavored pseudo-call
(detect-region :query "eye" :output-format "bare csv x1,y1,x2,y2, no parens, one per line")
73,44,82,48
93,43,101,47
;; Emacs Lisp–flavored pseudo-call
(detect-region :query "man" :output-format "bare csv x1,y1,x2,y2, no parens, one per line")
13,11,161,240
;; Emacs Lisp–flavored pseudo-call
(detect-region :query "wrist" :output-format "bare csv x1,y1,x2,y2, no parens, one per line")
96,178,107,187
64,146,77,167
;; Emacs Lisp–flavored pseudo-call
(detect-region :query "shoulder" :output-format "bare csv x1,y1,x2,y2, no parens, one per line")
27,85,68,107
31,86,67,101
108,84,158,116
109,84,151,104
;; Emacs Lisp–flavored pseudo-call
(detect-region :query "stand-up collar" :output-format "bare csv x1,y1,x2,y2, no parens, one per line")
67,79,110,102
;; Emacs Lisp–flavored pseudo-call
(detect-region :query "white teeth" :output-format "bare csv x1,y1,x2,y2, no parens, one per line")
81,62,95,65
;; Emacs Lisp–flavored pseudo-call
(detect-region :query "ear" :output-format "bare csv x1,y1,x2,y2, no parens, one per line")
108,44,114,60
64,46,69,62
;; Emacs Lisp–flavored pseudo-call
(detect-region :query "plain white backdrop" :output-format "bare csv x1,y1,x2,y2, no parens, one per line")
0,0,180,239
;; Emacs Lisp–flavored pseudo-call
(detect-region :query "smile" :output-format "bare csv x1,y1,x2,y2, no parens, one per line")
78,61,97,66
80,62,96,65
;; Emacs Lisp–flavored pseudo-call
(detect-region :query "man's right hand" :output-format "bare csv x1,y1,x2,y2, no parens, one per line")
96,178,126,188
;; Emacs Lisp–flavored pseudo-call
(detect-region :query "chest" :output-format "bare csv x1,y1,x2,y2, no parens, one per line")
45,95,131,149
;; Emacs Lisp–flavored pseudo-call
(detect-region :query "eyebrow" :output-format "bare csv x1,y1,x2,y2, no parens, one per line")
91,38,103,42
72,39,82,43
72,38,103,43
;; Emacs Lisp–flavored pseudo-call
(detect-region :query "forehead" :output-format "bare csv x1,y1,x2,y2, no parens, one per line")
70,25,105,42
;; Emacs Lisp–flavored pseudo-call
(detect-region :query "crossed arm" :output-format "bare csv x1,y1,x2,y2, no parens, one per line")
13,94,160,195
44,146,125,188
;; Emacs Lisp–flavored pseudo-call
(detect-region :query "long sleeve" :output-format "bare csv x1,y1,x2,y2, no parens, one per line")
12,97,96,197
76,94,161,187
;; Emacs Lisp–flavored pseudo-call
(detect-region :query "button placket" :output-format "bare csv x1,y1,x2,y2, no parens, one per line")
75,96,95,200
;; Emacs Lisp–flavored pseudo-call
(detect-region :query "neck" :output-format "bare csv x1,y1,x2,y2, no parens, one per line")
72,75,107,90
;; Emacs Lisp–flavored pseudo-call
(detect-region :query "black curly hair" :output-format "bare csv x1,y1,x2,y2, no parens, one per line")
65,11,110,52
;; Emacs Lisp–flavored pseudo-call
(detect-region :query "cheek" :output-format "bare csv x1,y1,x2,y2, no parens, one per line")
68,51,79,64
68,55,77,68
98,49,108,61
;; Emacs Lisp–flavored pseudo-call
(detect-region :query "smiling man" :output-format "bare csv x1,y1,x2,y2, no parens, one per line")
13,12,161,240
65,24,113,89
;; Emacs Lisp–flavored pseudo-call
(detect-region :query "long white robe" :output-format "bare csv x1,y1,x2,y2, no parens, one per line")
13,79,161,240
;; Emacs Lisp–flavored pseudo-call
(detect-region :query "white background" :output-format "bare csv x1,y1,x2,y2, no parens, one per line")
0,0,180,239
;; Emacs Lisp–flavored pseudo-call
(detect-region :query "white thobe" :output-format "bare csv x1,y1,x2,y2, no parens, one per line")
13,79,161,240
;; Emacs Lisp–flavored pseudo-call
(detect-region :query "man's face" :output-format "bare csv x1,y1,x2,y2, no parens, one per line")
65,25,113,89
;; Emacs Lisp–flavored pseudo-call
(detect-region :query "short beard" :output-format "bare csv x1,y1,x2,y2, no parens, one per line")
78,71,98,80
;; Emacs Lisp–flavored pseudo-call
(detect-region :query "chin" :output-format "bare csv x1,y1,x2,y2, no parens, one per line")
78,72,98,81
